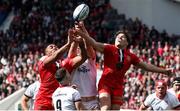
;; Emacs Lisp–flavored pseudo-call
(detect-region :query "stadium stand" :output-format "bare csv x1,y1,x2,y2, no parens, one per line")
0,0,179,110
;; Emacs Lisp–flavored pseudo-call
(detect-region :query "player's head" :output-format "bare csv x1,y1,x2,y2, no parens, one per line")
45,44,58,56
172,77,180,92
55,68,71,85
114,30,129,49
155,79,167,99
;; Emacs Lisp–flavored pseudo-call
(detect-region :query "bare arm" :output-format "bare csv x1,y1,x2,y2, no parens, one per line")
21,95,30,111
74,22,105,53
75,101,86,110
44,29,73,67
139,103,148,110
68,41,78,58
136,61,172,76
70,40,87,69
44,43,71,67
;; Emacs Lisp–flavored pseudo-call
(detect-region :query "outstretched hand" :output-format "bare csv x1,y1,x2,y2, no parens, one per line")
165,68,174,77
78,21,89,35
74,21,89,37
67,28,74,44
73,26,88,40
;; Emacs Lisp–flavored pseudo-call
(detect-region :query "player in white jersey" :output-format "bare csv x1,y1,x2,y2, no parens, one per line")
21,81,40,110
69,23,99,110
168,77,180,98
139,79,180,110
52,68,84,111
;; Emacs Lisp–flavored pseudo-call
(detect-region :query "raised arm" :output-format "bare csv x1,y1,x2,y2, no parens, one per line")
75,22,96,59
68,41,79,58
70,38,87,69
43,29,73,67
135,61,172,76
86,41,96,59
74,21,105,53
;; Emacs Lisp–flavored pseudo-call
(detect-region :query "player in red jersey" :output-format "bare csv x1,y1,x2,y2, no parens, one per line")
73,21,173,110
34,29,87,110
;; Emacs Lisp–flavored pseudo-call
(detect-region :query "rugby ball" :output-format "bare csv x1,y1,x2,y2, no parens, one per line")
73,4,89,21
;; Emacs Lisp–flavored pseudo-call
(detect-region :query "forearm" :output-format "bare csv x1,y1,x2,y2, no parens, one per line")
57,43,71,57
83,35,96,48
44,43,71,66
21,97,29,111
79,42,87,62
139,103,148,110
21,102,28,111
68,42,78,58
85,40,95,59
145,64,167,73
138,62,169,75
51,43,71,61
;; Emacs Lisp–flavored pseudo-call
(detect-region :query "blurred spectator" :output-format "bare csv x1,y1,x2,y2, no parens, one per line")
168,77,180,99
0,1,179,110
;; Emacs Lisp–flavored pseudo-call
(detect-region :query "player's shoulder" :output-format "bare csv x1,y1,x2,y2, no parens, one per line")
146,93,156,100
166,91,177,98
28,81,38,88
64,87,79,92
104,44,116,52
39,56,48,61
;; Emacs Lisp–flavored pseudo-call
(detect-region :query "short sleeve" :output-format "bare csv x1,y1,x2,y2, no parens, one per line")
38,56,48,69
144,94,153,107
72,89,81,102
104,44,114,55
61,58,74,73
168,92,180,108
129,52,140,65
24,83,35,98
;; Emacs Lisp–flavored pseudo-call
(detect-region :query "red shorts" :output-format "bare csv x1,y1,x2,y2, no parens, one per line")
98,79,124,105
34,102,54,110
34,101,54,110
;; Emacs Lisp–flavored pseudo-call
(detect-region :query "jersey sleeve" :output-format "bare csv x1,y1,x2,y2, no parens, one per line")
129,51,141,65
24,83,35,98
144,94,153,107
38,56,48,69
168,92,180,108
61,58,74,73
104,44,114,55
72,89,81,102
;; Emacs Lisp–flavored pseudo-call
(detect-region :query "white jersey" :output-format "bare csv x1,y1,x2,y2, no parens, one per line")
168,88,176,96
52,87,81,111
24,81,40,110
144,91,180,110
71,59,97,97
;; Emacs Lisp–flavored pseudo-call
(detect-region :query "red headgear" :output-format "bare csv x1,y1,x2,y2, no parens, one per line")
156,80,167,87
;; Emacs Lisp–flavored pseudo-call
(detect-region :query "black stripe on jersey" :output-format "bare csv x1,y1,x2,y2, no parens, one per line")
142,102,149,108
24,94,32,98
150,98,156,105
74,99,81,102
173,104,180,109
155,100,162,105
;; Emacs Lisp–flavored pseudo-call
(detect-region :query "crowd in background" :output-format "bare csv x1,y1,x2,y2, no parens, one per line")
0,0,13,26
0,0,179,109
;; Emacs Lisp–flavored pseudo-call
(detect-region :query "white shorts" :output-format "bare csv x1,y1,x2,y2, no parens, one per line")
82,99,100,110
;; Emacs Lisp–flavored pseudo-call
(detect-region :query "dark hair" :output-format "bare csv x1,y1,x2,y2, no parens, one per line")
55,68,67,82
114,30,131,44
173,77,180,85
